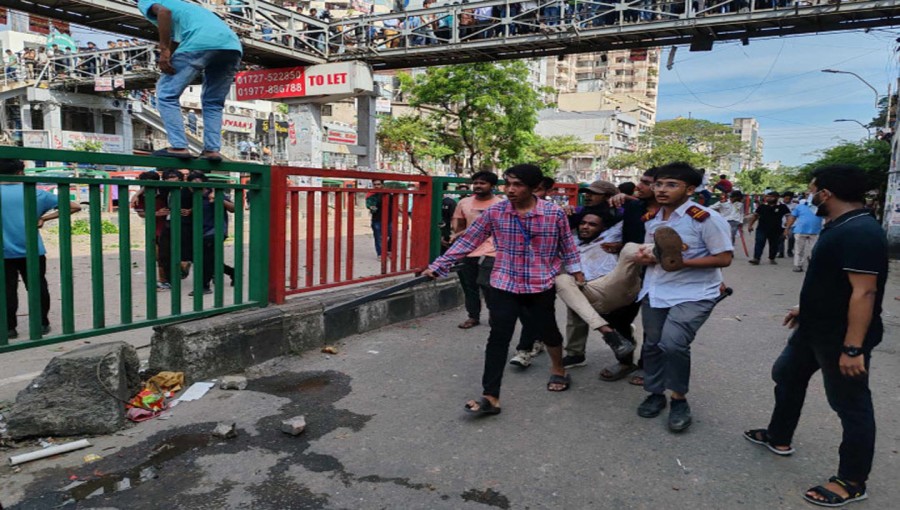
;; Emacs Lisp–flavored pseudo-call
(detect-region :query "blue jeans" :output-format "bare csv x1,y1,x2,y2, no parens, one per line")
156,49,241,152
371,219,393,257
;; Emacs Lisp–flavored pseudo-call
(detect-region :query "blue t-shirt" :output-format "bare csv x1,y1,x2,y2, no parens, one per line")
138,0,242,55
1,185,59,259
791,204,823,235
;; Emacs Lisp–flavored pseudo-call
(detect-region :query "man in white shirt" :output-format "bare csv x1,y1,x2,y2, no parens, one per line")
633,162,733,432
554,206,643,378
709,190,745,244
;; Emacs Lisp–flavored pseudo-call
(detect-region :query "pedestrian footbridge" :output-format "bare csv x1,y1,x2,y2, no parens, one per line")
4,0,900,70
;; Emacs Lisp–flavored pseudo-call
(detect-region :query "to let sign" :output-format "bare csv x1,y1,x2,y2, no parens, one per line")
234,62,373,101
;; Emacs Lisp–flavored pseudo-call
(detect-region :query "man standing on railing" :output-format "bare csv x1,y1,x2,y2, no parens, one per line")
1,159,81,338
423,164,584,414
139,0,243,162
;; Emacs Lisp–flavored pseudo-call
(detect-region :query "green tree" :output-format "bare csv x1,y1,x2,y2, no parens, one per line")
376,114,455,175
868,95,895,129
797,139,891,191
735,165,805,194
398,62,549,173
520,135,591,175
608,118,745,172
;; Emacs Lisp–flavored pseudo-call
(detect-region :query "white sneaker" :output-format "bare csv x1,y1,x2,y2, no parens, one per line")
529,341,545,357
509,351,533,368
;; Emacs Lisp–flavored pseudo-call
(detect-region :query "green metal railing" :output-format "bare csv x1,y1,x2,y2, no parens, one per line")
0,147,270,353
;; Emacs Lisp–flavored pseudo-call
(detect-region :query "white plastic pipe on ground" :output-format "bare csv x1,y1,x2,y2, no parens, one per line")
9,439,92,466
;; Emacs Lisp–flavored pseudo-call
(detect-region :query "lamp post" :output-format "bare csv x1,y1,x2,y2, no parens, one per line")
833,118,872,139
821,69,880,111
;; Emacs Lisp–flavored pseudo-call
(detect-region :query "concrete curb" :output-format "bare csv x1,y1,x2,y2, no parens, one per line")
149,279,464,381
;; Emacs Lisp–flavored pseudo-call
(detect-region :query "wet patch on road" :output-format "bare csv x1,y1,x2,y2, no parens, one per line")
461,488,511,509
10,370,468,509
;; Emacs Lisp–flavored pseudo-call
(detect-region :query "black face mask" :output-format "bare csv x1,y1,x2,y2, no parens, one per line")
812,190,828,217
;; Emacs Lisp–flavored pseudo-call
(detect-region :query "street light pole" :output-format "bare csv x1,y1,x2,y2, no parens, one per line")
821,69,880,111
833,118,872,139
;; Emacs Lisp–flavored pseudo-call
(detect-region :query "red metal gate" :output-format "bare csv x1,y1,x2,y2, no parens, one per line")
268,166,432,304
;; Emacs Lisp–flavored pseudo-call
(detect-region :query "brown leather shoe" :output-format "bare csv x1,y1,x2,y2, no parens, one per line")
458,318,480,329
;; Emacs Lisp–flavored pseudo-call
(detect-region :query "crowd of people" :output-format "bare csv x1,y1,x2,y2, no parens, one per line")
207,0,862,53
3,39,154,82
420,161,887,508
131,169,237,295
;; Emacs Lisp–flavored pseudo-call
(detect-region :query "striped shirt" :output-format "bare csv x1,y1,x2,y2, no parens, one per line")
429,198,582,294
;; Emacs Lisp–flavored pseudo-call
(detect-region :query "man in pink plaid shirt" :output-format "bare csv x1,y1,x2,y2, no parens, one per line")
424,164,584,415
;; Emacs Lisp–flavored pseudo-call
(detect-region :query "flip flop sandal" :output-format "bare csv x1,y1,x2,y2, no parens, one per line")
458,319,480,329
628,370,645,386
803,477,867,507
742,429,795,456
464,397,501,415
152,148,195,160
653,226,686,271
547,374,571,392
599,362,638,382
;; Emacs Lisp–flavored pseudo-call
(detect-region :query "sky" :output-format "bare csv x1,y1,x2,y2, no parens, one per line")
656,30,900,167
35,21,900,168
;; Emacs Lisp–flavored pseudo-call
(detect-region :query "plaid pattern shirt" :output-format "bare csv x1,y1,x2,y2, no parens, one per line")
429,199,582,294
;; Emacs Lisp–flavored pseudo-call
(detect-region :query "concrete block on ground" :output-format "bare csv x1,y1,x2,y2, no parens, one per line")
280,301,325,353
219,376,247,390
149,307,285,382
6,342,141,439
149,279,465,383
281,415,306,436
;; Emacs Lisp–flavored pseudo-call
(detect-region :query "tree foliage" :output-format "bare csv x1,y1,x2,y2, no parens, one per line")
608,118,745,172
868,95,895,129
797,139,891,191
519,135,591,175
396,62,549,173
735,166,805,194
375,114,455,175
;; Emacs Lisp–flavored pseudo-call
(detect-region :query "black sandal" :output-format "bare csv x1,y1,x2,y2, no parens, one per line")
464,397,501,416
803,477,867,507
547,374,571,392
743,429,795,456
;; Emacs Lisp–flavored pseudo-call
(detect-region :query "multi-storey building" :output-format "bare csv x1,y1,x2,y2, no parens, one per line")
731,117,764,173
550,48,661,132
534,109,639,183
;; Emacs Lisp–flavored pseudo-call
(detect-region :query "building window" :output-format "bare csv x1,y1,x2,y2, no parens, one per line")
322,105,333,116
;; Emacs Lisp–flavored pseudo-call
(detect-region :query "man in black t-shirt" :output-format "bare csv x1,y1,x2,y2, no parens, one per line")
747,191,790,264
743,165,887,507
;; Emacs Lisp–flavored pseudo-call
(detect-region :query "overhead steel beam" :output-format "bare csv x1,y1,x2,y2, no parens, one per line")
2,0,898,71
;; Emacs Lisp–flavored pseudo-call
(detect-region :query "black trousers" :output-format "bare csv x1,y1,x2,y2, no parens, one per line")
201,237,235,288
4,256,50,330
458,257,484,321
767,337,876,483
753,228,782,261
483,288,562,398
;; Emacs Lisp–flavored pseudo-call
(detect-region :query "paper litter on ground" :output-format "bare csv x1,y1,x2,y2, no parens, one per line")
169,382,215,407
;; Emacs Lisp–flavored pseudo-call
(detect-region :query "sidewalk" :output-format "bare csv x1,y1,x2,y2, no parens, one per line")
1,253,898,509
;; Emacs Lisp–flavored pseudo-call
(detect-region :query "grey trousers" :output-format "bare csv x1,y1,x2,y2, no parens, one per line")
641,298,716,395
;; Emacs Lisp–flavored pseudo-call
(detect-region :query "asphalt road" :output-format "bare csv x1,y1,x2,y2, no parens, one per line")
2,254,899,510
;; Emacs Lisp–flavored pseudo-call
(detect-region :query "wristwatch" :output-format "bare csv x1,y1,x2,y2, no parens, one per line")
841,345,864,357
